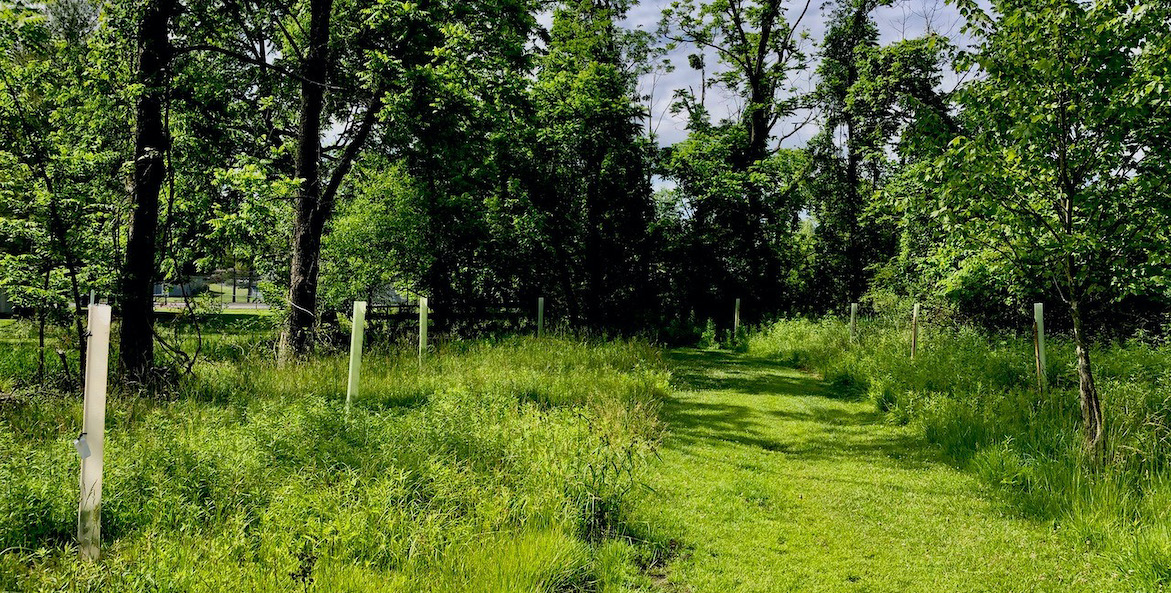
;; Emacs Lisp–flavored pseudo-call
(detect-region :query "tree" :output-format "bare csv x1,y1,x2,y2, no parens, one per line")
120,0,177,382
805,0,881,307
278,0,542,356
278,0,384,359
806,0,959,311
531,0,657,329
657,0,814,323
658,129,809,321
309,0,543,333
848,34,964,314
0,0,125,382
660,0,813,167
936,0,1171,453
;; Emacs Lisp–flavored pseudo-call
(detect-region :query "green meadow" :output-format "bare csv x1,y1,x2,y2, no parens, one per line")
1,321,669,592
10,314,1171,590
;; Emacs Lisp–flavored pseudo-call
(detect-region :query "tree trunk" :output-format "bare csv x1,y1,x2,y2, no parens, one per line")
278,0,333,361
119,0,174,382
1069,298,1105,455
844,117,862,302
842,3,868,304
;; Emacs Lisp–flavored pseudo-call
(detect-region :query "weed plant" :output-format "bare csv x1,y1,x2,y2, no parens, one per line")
697,319,719,350
0,328,670,592
749,314,1171,588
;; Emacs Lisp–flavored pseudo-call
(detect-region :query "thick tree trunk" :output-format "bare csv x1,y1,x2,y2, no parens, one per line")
119,0,174,382
1069,298,1105,455
278,9,385,359
279,0,333,361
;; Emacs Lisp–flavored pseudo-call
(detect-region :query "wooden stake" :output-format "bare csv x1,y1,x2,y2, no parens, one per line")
345,300,367,415
850,303,858,343
418,296,428,362
911,303,920,360
537,297,545,337
1034,302,1047,391
77,305,111,561
734,298,741,336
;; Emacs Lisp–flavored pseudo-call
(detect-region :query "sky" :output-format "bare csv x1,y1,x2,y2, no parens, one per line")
611,0,977,149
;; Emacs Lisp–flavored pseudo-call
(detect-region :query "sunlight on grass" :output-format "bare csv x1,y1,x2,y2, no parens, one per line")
748,319,1171,590
0,336,668,591
630,348,1121,592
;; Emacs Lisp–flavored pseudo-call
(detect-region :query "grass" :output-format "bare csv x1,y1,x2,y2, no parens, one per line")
5,312,1166,590
204,282,257,304
748,316,1171,590
630,348,1120,591
0,329,670,592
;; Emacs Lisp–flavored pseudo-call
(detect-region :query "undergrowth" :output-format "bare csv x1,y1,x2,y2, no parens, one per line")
0,323,672,592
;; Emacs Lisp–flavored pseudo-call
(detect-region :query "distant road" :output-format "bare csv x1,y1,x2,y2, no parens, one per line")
154,302,270,312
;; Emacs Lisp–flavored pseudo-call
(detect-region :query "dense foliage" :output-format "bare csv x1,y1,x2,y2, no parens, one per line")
2,0,1170,584
3,0,1168,357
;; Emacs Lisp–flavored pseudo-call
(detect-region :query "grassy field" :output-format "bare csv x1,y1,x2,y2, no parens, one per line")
4,313,1169,590
631,349,1119,592
0,330,670,591
204,282,254,303
749,317,1171,590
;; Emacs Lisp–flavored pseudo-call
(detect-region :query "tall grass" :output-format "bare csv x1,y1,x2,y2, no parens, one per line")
0,332,670,591
749,315,1171,588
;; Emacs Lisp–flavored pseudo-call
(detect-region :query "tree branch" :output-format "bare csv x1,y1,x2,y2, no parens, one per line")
320,88,387,213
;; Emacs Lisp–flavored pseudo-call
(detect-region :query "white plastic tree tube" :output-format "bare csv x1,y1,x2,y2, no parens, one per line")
345,301,367,415
418,296,428,362
1034,302,1047,391
537,297,545,337
850,303,858,343
77,304,111,561
911,303,920,359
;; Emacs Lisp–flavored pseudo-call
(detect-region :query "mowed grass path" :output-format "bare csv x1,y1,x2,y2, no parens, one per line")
635,349,1121,592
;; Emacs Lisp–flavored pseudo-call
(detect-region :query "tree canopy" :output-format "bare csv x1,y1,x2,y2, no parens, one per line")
2,0,1170,447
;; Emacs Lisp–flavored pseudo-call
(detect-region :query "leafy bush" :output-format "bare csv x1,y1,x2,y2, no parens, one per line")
697,318,719,349
730,326,749,353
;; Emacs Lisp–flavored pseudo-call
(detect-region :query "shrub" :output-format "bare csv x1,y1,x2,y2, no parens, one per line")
697,319,719,349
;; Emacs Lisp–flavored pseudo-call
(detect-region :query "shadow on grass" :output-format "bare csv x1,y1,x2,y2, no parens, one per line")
667,349,835,399
662,349,937,469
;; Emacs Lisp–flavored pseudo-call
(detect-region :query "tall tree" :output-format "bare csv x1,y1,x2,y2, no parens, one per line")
277,0,546,352
531,0,656,329
808,4,956,311
806,0,881,306
661,0,813,167
119,0,177,381
279,0,338,358
658,0,813,322
936,0,1171,453
317,0,543,329
275,0,414,358
0,0,124,382
847,33,958,310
